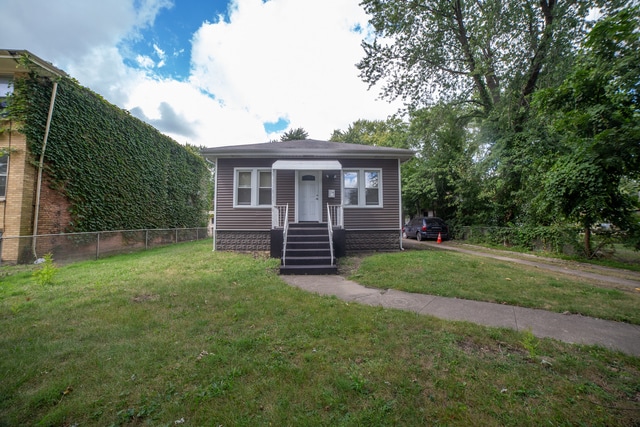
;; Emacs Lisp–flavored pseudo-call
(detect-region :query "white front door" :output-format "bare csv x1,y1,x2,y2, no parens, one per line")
298,171,321,222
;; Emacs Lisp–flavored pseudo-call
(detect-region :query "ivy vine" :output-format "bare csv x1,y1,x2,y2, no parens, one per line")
10,73,210,232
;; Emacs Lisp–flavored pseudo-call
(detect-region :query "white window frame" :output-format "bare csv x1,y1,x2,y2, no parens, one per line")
342,168,383,208
233,168,272,208
0,154,8,200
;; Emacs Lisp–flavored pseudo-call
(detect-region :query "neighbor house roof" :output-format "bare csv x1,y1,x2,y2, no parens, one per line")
201,139,415,162
0,49,68,78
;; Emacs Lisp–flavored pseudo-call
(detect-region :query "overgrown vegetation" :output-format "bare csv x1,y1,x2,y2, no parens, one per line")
334,2,640,259
0,241,638,425
8,71,210,232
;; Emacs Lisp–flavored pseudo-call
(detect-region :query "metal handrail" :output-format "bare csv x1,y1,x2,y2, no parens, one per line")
327,204,335,266
282,204,289,266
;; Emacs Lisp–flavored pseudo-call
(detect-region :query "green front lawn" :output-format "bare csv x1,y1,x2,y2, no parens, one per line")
1,240,638,426
349,249,640,324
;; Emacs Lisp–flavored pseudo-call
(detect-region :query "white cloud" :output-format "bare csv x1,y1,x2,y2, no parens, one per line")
190,0,398,144
136,54,156,69
2,0,399,147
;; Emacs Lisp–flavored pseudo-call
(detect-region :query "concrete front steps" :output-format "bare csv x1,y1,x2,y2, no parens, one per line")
280,223,337,275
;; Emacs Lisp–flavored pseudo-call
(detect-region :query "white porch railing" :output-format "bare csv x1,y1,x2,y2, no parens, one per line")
327,204,343,228
282,204,289,266
326,204,335,266
272,205,288,228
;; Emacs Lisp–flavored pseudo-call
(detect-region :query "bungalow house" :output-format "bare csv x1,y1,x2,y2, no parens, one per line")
201,140,415,274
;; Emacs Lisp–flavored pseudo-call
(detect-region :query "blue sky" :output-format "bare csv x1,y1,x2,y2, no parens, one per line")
4,0,399,146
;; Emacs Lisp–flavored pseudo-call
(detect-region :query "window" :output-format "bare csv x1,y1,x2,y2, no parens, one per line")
0,76,11,117
0,155,8,198
234,168,272,207
0,76,12,98
343,169,382,207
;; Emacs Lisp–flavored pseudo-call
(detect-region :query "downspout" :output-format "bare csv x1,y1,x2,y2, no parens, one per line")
32,81,58,259
398,158,404,251
211,158,218,251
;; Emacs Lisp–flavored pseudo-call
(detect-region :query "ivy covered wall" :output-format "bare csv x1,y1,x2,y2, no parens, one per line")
11,74,210,232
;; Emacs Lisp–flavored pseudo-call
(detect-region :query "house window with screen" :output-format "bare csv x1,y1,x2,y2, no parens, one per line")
0,155,8,198
343,169,382,207
234,168,272,207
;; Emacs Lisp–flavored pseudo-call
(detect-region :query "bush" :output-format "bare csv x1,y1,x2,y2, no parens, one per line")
33,253,58,286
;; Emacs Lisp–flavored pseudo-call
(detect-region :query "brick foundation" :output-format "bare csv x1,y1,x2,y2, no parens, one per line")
215,230,271,251
346,230,401,252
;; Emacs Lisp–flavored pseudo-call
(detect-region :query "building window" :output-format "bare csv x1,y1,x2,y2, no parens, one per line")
0,76,11,117
0,155,8,198
343,169,382,207
234,168,272,207
0,76,12,98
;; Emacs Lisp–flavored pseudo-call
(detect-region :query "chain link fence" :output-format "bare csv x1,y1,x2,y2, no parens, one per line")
0,228,210,265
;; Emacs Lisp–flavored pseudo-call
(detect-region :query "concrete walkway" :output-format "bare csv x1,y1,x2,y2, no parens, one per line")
280,274,640,357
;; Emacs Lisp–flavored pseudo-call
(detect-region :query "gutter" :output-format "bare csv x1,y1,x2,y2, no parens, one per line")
32,81,58,259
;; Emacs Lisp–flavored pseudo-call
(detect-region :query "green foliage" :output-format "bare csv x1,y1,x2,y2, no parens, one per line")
280,127,309,141
459,225,581,254
32,253,57,286
521,328,539,359
10,74,209,232
533,6,640,251
329,118,409,148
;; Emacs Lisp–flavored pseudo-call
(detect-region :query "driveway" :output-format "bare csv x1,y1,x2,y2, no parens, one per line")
401,238,640,289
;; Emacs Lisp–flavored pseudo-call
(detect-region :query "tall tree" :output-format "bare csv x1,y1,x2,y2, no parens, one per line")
404,104,485,222
357,0,602,117
357,0,627,226
330,118,409,148
280,127,309,141
533,6,640,255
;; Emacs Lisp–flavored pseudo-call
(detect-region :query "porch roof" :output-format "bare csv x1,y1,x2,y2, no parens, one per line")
272,160,342,170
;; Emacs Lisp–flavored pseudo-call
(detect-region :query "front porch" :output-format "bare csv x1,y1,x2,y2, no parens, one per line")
272,204,344,275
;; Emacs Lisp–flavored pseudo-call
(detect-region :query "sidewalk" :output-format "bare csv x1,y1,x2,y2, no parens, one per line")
280,274,640,357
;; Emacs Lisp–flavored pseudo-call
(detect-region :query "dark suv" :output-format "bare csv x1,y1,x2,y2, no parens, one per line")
403,217,449,241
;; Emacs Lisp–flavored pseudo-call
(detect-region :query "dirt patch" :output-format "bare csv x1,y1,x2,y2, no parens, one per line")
132,294,159,303
337,253,371,277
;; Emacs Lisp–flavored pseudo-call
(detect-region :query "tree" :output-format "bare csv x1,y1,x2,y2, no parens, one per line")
533,6,640,255
330,118,409,148
280,127,309,141
357,0,607,117
357,0,629,228
404,104,485,222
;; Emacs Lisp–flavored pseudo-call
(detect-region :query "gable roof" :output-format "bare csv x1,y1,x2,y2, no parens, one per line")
201,139,415,162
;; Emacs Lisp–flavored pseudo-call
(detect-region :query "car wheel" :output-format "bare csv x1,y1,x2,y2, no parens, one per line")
416,232,423,242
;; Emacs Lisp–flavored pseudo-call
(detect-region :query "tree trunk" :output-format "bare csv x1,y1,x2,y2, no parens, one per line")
584,226,591,258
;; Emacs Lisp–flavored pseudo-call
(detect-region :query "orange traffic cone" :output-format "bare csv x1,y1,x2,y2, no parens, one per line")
437,232,442,244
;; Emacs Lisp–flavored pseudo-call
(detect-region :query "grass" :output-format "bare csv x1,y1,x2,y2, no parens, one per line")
349,249,640,324
461,239,640,272
0,240,638,426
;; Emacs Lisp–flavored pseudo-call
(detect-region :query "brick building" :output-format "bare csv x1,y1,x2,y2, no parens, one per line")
0,50,70,263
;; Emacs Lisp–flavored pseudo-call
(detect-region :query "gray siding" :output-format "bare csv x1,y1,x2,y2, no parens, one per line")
216,158,273,230
341,159,401,230
275,169,295,224
215,157,402,232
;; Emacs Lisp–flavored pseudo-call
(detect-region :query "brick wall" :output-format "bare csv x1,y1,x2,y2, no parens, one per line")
0,127,73,263
0,128,37,262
